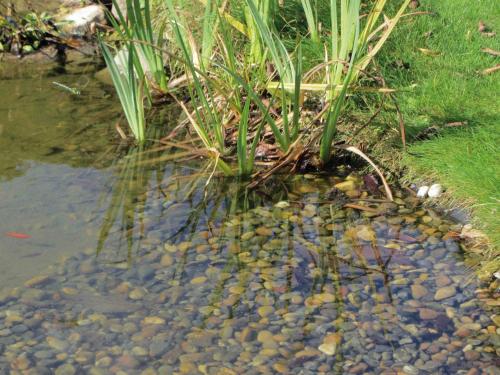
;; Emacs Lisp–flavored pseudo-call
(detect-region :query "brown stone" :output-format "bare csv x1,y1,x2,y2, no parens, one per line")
435,275,451,287
116,354,139,369
273,362,288,374
411,284,429,299
349,363,368,374
256,227,273,236
294,348,321,359
464,351,480,361
160,254,173,267
455,327,471,337
24,275,50,288
434,286,456,301
419,308,439,320
179,362,196,374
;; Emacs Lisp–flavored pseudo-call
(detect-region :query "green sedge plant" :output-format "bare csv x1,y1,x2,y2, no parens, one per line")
110,0,168,92
101,40,147,142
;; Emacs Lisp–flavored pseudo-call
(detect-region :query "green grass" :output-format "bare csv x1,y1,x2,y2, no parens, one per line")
380,0,499,258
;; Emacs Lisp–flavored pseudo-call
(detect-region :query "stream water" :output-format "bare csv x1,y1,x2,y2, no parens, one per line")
0,59,499,374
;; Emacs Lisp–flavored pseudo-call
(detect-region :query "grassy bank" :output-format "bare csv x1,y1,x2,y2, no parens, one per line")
380,0,499,272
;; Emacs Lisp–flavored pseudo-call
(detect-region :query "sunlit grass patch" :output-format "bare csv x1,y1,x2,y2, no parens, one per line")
380,0,500,269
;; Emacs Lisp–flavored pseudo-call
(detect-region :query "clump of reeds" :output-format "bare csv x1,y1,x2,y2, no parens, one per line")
100,0,170,143
101,0,410,183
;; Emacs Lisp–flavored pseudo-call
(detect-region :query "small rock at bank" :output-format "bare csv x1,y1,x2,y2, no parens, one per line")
417,186,429,198
60,5,106,36
428,184,443,198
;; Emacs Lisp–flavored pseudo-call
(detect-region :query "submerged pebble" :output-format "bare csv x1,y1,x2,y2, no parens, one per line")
0,175,497,374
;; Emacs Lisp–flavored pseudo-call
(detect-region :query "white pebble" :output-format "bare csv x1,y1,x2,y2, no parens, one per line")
416,186,429,198
428,184,443,198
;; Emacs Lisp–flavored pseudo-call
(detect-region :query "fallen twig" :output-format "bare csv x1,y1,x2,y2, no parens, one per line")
115,122,127,140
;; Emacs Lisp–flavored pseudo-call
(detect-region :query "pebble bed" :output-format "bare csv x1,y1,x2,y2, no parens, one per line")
0,175,499,375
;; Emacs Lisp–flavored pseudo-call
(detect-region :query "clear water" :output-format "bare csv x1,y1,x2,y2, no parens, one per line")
0,61,498,374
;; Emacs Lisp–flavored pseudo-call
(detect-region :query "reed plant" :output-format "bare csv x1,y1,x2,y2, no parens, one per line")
101,40,146,142
110,0,168,92
102,0,410,176
300,0,320,45
243,0,410,163
243,0,278,66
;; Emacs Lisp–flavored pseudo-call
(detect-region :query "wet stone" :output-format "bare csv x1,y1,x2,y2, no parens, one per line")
24,275,50,288
258,306,274,318
46,337,68,351
137,265,156,282
129,288,146,300
419,308,439,320
411,284,428,299
435,275,452,287
149,341,169,357
0,175,496,374
160,254,173,267
434,286,457,301
54,364,76,375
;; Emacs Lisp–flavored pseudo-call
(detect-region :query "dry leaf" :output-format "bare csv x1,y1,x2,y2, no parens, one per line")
418,48,441,56
481,64,500,75
356,225,377,242
461,225,488,240
481,48,500,57
443,231,461,241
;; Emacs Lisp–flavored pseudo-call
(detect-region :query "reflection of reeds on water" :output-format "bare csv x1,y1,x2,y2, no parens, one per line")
95,123,182,260
94,135,281,261
96,143,160,261
162,178,396,323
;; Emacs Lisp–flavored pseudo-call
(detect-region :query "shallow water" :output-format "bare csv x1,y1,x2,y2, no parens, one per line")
0,62,499,374
0,60,118,288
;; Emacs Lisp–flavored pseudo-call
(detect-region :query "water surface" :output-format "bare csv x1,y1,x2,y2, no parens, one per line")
0,60,498,374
